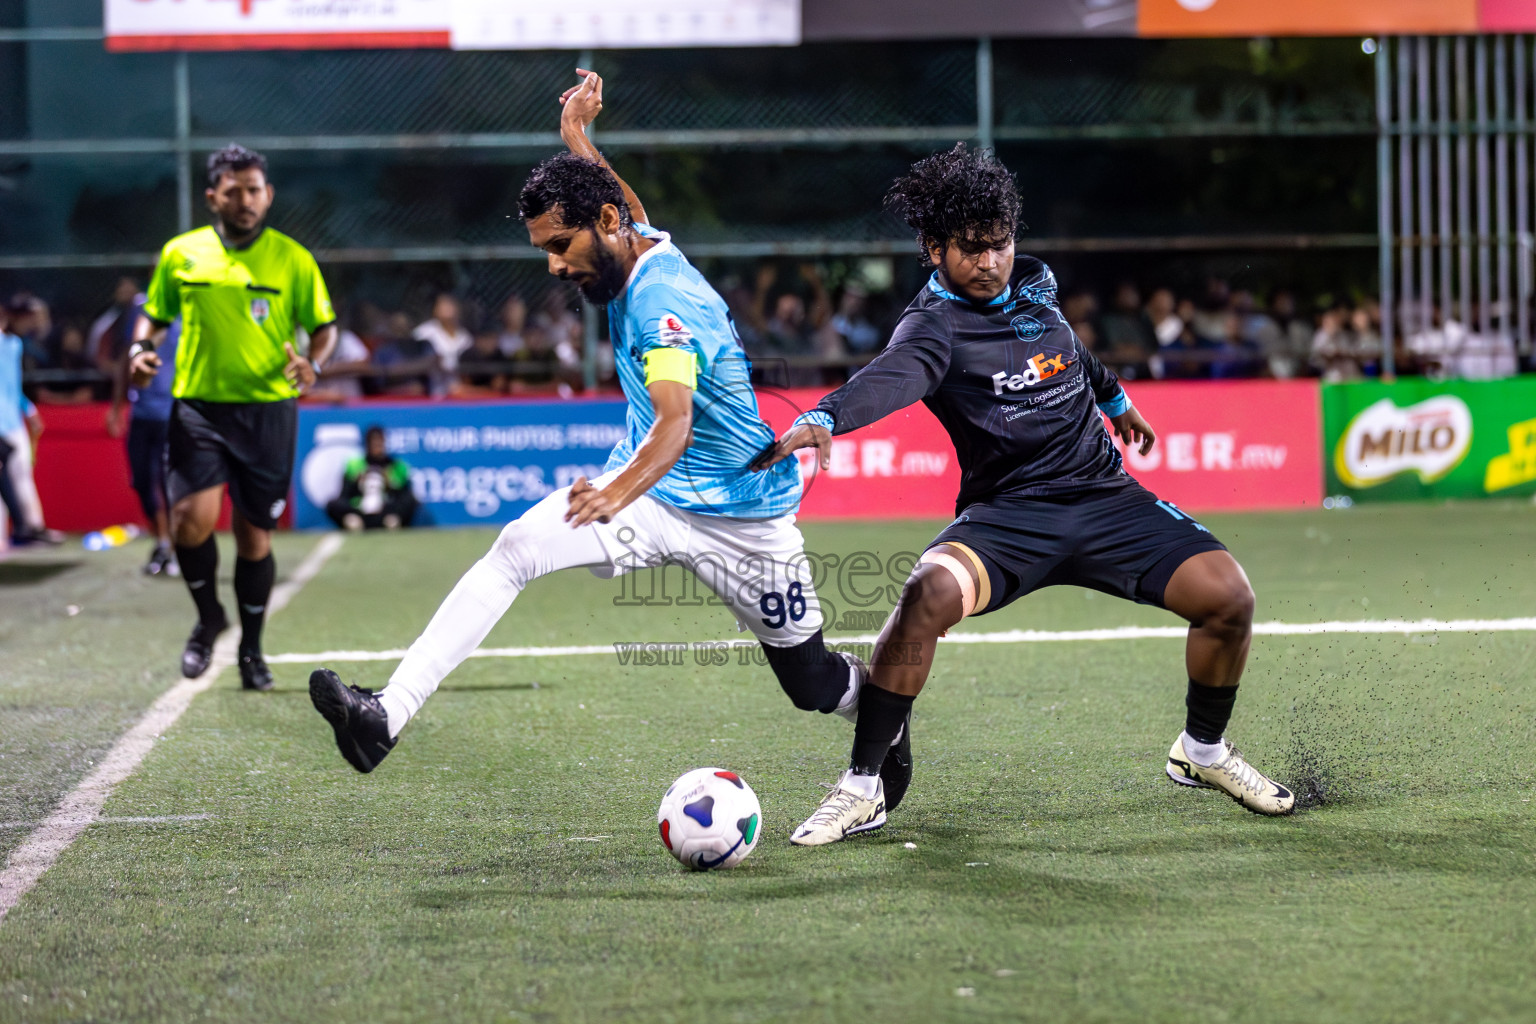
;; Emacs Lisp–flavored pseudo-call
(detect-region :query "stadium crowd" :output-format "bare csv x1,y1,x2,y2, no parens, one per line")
8,267,1530,411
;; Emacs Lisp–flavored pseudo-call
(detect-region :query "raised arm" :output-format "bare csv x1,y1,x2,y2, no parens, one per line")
558,69,649,227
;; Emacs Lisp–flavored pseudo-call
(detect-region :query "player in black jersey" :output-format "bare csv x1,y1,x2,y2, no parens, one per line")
753,144,1294,843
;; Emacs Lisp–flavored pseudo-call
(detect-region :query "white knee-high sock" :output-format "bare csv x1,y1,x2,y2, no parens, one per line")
379,553,525,736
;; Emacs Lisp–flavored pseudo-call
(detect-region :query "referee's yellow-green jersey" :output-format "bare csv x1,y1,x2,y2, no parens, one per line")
142,226,335,403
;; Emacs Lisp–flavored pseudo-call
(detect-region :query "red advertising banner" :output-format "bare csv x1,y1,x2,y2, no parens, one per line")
1479,0,1536,31
1107,380,1321,511
758,380,1321,520
1138,0,1477,36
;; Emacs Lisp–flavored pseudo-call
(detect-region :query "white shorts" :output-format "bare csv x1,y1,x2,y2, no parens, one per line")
503,471,822,647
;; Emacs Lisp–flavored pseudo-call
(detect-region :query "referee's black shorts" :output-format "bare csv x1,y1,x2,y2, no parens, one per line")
167,398,296,530
929,478,1228,614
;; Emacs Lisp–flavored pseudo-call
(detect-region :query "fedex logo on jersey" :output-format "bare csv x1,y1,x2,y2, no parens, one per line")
656,314,694,347
991,353,1073,395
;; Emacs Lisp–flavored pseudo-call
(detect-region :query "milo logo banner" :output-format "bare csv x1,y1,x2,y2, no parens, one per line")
1323,377,1536,501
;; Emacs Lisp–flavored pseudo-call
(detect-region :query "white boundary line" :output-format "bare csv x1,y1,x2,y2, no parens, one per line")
0,814,213,830
0,533,344,924
264,615,1536,665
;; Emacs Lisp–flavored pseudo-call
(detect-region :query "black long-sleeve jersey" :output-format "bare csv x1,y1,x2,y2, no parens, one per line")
814,256,1130,513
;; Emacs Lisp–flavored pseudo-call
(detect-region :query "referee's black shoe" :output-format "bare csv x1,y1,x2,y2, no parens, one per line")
881,710,913,813
239,650,274,692
181,616,228,678
309,668,395,773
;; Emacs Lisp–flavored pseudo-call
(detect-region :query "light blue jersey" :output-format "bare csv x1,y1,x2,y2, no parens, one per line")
605,224,801,518
0,332,34,437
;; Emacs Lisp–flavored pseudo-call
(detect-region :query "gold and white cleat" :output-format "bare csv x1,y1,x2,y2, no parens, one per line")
1166,735,1295,816
790,770,887,846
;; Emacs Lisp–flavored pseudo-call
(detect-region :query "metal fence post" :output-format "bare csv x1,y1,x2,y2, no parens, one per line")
582,300,599,392
1377,37,1395,371
976,37,993,150
175,51,192,233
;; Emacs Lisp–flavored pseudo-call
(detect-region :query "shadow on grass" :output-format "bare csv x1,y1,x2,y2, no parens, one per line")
0,560,80,585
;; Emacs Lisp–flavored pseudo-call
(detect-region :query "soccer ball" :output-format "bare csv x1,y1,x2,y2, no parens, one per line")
656,767,762,870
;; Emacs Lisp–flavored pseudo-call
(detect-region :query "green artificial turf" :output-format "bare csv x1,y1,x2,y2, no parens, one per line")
1,505,1534,1023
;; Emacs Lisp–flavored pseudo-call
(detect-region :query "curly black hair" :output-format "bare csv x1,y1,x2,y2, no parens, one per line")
884,143,1021,257
206,143,268,187
518,152,632,230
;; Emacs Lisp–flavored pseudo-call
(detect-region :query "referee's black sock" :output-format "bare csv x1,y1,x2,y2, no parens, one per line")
1185,679,1239,744
176,536,225,630
234,554,275,657
850,685,915,775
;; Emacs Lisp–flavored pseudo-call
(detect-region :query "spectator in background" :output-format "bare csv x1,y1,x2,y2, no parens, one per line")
413,292,472,392
828,284,884,356
753,265,831,351
458,331,511,395
0,302,59,546
7,293,52,371
1260,290,1314,379
509,319,580,396
1349,305,1383,377
1311,305,1362,381
766,292,813,353
1190,278,1231,343
1098,282,1156,380
88,277,141,373
531,287,584,357
33,322,100,404
1210,307,1265,379
722,281,765,352
1061,289,1100,351
496,294,529,356
325,425,418,531
373,312,437,396
307,323,374,403
1159,297,1213,379
108,314,180,575
1146,287,1184,349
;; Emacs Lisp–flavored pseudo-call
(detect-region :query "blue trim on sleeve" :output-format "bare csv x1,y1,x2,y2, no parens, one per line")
795,410,835,431
1097,389,1130,418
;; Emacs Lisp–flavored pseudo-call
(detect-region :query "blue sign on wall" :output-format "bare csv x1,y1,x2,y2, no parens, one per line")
294,400,630,529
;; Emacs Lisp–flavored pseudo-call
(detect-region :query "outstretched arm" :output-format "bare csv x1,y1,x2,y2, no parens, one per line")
559,69,650,228
750,320,950,471
566,379,690,526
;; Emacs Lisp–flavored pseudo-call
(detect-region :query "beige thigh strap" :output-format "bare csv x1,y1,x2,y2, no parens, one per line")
919,542,991,619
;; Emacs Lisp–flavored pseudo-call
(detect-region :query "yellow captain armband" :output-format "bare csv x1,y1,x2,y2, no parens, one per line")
643,347,699,389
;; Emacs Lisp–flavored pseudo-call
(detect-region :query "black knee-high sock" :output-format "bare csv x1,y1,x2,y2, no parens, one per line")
176,535,225,628
851,685,915,775
761,632,851,713
234,554,275,656
1185,679,1239,744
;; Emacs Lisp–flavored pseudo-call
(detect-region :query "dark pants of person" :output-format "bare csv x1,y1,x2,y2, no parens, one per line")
0,441,22,538
325,490,419,530
126,416,171,523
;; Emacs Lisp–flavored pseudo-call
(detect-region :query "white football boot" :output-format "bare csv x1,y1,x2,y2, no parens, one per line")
1166,735,1295,816
790,770,887,846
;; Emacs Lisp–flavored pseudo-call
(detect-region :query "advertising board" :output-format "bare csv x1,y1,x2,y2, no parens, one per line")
1323,377,1536,502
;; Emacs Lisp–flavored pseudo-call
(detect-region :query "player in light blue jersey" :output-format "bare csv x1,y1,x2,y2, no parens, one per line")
603,220,801,520
310,71,911,813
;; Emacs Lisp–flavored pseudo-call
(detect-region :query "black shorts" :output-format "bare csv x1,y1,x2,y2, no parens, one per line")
930,479,1228,613
168,398,296,530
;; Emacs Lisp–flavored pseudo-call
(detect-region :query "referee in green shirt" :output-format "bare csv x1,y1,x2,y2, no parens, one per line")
130,144,337,691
